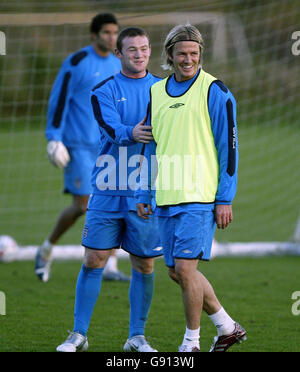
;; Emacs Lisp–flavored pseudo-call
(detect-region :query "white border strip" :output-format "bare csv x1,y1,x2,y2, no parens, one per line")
1,241,300,262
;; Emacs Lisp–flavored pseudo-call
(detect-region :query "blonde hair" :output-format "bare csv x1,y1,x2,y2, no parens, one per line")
162,24,204,70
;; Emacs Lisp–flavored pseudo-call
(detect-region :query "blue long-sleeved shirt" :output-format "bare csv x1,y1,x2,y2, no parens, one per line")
135,70,239,216
45,45,121,148
88,71,161,214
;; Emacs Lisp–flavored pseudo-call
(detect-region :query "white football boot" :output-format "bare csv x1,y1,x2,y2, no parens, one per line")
123,335,157,352
178,343,201,352
34,247,52,282
56,332,88,352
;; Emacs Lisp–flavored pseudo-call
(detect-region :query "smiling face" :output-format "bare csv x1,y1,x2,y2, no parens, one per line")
169,41,201,81
116,35,151,78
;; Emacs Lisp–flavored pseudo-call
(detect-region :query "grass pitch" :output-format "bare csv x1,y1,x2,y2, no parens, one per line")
0,256,299,352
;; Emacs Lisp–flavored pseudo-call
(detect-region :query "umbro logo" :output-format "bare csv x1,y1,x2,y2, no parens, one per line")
169,103,185,108
117,97,127,102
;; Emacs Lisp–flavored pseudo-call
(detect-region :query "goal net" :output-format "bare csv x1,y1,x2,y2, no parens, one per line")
0,0,299,257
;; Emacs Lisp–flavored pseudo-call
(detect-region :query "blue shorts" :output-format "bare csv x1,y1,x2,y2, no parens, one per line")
64,147,98,195
81,210,162,258
158,210,216,267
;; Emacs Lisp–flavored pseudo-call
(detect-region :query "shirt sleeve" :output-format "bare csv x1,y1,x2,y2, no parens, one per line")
208,81,239,204
91,87,136,146
45,57,75,142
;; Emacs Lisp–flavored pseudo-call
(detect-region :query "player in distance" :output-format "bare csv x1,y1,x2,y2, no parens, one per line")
136,24,246,352
57,27,162,352
35,13,129,283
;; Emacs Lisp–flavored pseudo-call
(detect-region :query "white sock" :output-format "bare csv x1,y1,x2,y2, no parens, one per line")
208,307,235,336
183,326,200,347
40,239,53,260
104,255,118,273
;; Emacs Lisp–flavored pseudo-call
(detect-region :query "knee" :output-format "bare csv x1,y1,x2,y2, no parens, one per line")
84,249,108,269
175,262,192,287
73,197,88,217
132,257,154,275
73,203,87,217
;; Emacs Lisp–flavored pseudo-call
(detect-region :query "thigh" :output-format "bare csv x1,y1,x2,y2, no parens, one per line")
122,212,162,258
174,210,216,262
81,210,125,250
158,216,177,268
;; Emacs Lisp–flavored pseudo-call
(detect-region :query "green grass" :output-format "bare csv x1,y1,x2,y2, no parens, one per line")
0,123,299,245
0,256,299,352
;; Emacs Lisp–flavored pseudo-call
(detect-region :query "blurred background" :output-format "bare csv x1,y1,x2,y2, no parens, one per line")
0,0,299,246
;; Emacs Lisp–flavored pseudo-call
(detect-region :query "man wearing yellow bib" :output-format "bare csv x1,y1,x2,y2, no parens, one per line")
136,24,246,352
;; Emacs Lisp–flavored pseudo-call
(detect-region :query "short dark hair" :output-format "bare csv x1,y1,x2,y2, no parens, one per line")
117,27,150,52
90,13,118,34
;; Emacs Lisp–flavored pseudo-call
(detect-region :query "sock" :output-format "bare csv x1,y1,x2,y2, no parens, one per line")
73,264,103,337
129,269,154,338
183,327,200,348
40,239,53,260
208,307,235,336
104,255,118,273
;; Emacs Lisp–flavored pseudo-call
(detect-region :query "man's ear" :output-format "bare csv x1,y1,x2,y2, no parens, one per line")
90,32,96,42
168,50,173,62
115,48,122,59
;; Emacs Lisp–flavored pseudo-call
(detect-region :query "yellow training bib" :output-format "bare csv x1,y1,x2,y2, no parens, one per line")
151,69,219,206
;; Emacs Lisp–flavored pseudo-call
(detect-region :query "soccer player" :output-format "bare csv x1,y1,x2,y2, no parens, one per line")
35,13,130,283
136,24,246,352
56,27,162,352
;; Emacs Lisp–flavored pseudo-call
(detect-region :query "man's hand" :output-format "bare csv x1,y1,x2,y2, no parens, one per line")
132,117,153,143
137,203,153,220
47,140,70,168
214,204,233,229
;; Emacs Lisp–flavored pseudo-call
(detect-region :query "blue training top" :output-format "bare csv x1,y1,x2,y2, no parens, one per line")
45,45,121,149
135,69,239,216
87,71,161,215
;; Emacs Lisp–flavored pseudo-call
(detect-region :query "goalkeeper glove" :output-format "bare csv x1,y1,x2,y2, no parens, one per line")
47,140,70,168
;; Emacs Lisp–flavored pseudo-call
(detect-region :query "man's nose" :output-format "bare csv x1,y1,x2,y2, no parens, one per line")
135,49,142,58
184,55,192,64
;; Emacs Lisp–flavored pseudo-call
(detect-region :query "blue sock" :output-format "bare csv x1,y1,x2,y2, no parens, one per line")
129,269,154,338
73,264,103,337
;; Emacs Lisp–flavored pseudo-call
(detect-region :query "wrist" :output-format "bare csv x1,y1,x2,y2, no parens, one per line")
136,194,152,205
215,200,232,205
127,126,135,141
